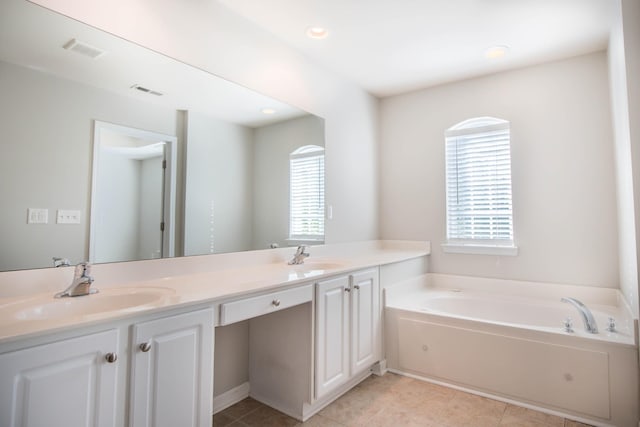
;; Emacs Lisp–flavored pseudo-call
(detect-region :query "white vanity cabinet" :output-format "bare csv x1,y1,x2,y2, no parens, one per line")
0,328,120,427
129,308,214,427
315,268,380,399
0,306,214,427
243,268,381,420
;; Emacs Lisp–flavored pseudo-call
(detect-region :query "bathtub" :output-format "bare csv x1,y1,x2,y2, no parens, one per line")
384,274,638,427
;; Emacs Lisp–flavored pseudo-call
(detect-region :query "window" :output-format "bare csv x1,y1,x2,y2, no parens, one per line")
443,117,517,256
289,145,325,242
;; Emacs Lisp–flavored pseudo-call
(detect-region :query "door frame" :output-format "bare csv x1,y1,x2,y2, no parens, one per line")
89,120,177,262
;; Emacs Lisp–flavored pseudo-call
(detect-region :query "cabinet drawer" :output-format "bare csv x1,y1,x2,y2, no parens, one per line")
220,284,312,325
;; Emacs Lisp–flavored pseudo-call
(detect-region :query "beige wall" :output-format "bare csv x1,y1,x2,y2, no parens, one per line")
608,0,639,316
380,52,619,288
620,0,640,317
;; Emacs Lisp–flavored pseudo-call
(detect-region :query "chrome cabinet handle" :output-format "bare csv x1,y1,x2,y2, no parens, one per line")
272,299,281,307
105,352,117,363
139,342,152,353
354,285,360,290
344,287,351,292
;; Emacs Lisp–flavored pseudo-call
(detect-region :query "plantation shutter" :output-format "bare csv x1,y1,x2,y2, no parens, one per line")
445,118,514,244
289,146,325,239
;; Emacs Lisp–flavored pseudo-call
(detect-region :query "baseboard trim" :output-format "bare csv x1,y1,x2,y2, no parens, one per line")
212,382,250,415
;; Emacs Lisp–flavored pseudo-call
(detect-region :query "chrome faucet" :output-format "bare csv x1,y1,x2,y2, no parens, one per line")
55,262,97,298
561,297,598,334
288,245,310,265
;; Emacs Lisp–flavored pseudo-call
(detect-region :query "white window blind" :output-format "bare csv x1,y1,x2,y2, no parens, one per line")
445,117,514,248
289,145,325,240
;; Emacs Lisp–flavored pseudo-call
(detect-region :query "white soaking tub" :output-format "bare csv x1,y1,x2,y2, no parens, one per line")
384,273,638,427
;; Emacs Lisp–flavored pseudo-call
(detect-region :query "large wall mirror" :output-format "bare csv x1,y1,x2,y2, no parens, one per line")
0,0,326,272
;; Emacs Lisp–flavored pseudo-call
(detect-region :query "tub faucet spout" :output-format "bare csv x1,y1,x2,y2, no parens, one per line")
561,297,598,334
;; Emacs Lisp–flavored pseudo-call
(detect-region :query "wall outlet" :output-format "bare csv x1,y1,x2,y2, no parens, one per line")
57,209,81,224
27,208,48,224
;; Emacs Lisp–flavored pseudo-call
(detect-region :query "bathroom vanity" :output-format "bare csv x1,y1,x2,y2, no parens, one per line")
0,240,430,426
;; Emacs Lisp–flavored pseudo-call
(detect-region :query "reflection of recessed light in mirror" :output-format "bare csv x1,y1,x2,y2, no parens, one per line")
261,108,276,114
485,45,510,59
306,26,328,39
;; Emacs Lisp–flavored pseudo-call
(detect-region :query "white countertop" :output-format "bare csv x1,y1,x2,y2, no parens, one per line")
0,240,430,344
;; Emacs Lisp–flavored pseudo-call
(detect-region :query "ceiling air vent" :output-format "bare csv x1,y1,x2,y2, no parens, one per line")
131,85,164,96
62,38,107,59
130,84,164,97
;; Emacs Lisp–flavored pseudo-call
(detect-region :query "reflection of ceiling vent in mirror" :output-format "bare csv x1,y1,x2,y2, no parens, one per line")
62,38,106,59
130,84,164,97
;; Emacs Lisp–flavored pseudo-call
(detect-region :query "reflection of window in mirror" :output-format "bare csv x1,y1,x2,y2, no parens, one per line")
289,145,325,244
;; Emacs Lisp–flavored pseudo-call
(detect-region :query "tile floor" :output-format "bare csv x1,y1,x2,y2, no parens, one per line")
213,373,593,427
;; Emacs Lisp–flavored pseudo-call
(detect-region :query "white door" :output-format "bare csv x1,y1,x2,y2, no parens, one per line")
130,308,214,427
0,329,119,427
350,269,380,375
315,275,350,399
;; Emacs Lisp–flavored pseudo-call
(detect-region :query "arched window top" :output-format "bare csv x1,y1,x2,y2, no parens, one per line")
448,116,508,130
291,144,324,156
446,116,509,138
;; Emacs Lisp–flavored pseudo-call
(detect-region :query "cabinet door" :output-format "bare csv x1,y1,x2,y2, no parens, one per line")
350,269,380,375
130,308,213,427
0,329,119,427
315,275,350,399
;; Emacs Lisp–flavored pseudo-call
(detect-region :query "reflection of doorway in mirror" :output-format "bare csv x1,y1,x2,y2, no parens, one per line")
90,121,177,264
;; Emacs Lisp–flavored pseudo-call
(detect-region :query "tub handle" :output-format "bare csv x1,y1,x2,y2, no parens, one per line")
563,317,573,333
606,317,616,332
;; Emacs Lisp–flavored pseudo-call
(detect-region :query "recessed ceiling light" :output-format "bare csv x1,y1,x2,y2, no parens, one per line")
306,26,328,39
485,45,510,60
261,108,276,115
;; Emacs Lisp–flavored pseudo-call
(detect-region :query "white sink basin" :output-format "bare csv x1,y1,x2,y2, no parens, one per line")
285,260,347,279
7,287,175,321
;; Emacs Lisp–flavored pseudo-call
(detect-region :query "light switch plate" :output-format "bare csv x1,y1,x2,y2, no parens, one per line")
57,209,81,224
27,208,48,224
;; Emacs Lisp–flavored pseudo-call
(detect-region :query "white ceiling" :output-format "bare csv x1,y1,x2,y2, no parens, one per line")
218,0,616,97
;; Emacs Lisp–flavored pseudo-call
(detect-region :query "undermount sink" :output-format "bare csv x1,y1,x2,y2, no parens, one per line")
7,287,175,321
